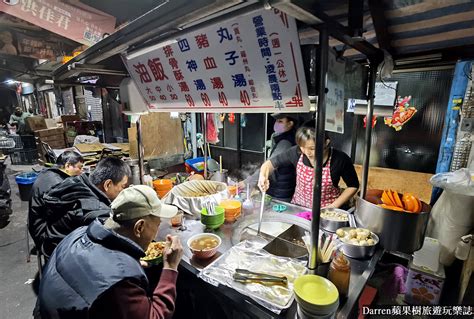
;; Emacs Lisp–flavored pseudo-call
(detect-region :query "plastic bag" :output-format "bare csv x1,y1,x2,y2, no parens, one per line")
199,240,307,314
427,169,474,266
430,168,474,196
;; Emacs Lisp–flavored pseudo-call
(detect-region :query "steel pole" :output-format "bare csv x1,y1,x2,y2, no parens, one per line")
309,27,329,272
264,113,268,161
203,113,208,179
360,61,379,199
136,116,145,184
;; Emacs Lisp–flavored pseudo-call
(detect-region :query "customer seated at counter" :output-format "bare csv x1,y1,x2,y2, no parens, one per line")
258,120,359,209
29,157,131,259
39,185,183,319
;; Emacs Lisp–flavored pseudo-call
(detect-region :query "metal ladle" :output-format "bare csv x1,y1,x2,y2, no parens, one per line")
257,191,266,235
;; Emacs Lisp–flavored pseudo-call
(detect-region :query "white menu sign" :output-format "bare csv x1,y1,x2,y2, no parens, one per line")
326,49,345,133
123,9,309,113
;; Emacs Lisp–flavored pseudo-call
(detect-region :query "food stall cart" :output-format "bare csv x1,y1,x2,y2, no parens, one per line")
52,0,474,317
53,2,385,318
155,199,384,318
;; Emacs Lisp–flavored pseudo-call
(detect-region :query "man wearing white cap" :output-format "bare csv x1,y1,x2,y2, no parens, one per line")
38,185,183,319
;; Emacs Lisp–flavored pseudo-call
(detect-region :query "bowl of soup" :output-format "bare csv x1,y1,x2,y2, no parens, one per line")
187,233,221,259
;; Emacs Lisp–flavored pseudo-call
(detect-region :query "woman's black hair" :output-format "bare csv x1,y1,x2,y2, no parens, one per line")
296,119,330,146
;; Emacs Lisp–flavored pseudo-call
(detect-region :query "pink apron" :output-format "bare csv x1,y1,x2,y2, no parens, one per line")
291,151,341,208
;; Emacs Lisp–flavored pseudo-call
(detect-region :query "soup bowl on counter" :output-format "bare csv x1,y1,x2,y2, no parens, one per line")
187,233,222,259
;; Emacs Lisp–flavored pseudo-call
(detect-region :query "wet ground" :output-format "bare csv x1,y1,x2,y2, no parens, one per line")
0,163,37,319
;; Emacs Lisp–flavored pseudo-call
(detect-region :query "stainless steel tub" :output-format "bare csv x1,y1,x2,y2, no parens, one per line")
355,189,431,254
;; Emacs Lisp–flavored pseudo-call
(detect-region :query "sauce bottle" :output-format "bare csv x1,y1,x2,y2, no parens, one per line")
328,251,350,297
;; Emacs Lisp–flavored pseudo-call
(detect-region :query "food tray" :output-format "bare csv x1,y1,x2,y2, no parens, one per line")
199,240,307,314
320,208,350,232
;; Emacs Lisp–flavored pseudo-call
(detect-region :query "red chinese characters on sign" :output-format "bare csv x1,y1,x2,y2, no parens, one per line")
203,57,217,70
276,59,287,83
178,82,190,92
211,77,224,89
134,62,152,83
163,45,174,58
195,34,210,49
148,58,169,81
169,58,179,70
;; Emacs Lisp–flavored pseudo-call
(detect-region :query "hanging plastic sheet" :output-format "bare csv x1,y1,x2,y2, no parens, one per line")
427,169,474,266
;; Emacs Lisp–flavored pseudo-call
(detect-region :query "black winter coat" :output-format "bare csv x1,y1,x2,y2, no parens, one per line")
29,168,70,247
29,174,112,258
266,130,297,200
39,220,148,319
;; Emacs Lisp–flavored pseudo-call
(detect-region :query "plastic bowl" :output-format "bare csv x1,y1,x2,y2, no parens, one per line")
220,200,241,214
153,179,173,191
141,241,165,266
294,275,339,315
201,207,225,229
187,233,221,259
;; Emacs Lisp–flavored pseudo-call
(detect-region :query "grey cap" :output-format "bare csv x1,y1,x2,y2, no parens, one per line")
111,185,177,221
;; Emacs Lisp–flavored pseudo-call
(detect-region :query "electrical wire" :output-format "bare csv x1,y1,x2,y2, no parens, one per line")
463,62,472,80
378,60,397,91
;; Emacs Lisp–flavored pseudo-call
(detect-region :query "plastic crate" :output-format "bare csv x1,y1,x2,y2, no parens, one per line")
21,135,36,149
0,137,15,150
10,149,38,165
185,157,206,173
8,134,23,149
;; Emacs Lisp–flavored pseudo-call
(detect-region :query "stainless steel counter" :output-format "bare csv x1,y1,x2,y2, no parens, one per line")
155,199,383,318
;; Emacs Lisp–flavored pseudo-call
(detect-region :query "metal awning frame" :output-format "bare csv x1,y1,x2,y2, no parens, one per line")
53,1,383,277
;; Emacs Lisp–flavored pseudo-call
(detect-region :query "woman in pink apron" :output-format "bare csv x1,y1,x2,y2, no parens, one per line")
258,120,359,209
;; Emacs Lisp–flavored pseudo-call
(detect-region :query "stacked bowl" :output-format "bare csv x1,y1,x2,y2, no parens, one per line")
201,206,225,229
219,199,242,222
294,275,339,319
153,179,173,199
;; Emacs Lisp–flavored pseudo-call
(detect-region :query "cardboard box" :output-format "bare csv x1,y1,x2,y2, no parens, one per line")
25,116,47,131
405,261,445,305
35,134,65,144
34,127,65,138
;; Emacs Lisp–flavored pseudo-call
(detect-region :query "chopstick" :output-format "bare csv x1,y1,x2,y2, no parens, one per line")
318,233,336,263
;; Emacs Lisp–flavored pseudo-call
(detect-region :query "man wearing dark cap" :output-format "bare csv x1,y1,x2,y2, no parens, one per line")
242,113,298,201
39,185,183,319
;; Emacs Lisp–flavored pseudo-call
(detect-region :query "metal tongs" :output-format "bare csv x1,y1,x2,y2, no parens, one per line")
233,269,288,286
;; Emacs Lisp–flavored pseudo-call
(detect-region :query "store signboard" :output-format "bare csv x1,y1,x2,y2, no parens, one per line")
0,0,115,46
123,8,309,113
326,49,345,133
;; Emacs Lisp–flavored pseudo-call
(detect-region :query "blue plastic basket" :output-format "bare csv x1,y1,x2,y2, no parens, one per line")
185,157,206,173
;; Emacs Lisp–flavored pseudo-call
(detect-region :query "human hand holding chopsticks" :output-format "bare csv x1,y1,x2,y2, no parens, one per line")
163,235,183,271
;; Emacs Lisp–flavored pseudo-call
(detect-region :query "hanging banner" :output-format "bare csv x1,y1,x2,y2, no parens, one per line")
326,49,345,133
16,32,61,59
0,0,115,46
123,8,309,113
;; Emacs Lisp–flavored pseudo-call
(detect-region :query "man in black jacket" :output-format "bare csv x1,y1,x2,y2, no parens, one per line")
39,185,182,319
29,157,131,259
29,151,84,247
